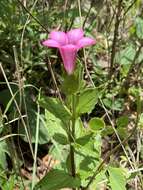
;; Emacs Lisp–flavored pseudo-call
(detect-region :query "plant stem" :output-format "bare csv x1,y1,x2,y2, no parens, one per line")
109,0,123,79
69,95,76,182
70,118,76,177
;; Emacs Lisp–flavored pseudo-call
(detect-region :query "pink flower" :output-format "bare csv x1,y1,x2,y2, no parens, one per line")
42,29,95,75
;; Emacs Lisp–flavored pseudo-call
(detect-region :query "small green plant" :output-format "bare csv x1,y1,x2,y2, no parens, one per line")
32,29,128,190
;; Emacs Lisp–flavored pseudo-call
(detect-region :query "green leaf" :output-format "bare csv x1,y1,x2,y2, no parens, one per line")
76,88,98,116
135,17,143,39
53,133,68,145
103,98,124,111
2,175,15,190
76,133,93,146
0,141,9,170
19,111,50,144
61,75,80,95
0,85,19,113
89,170,107,189
116,116,129,138
75,133,101,158
45,110,67,138
34,169,81,190
116,116,129,128
38,96,71,123
108,167,127,190
115,45,135,65
75,154,98,184
89,117,105,132
102,126,114,136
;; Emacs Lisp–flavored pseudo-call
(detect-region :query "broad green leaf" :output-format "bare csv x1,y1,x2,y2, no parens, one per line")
108,167,126,190
74,133,101,158
115,45,135,65
45,110,68,163
75,154,98,184
75,144,102,186
45,110,67,138
53,133,68,145
89,170,107,190
34,169,81,190
76,88,98,116
116,116,129,138
116,116,129,128
76,133,93,146
89,117,105,132
48,143,69,169
19,111,50,144
39,96,71,123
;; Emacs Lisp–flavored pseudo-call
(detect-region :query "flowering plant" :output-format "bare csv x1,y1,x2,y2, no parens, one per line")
36,28,107,190
42,28,95,74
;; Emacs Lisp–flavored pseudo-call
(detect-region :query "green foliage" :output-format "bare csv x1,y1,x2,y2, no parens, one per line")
135,17,143,39
89,117,105,132
0,85,19,113
45,110,68,143
116,116,129,128
19,111,50,144
116,116,129,138
0,175,15,190
0,0,143,189
61,64,84,95
108,167,127,190
76,88,99,116
0,141,9,170
89,170,107,189
74,132,102,186
38,96,71,123
62,74,80,95
34,169,81,190
104,99,124,111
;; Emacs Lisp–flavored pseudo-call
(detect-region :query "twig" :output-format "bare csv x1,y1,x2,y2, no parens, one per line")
45,56,63,103
77,0,95,87
16,0,49,33
124,0,137,16
109,0,123,79
82,0,94,29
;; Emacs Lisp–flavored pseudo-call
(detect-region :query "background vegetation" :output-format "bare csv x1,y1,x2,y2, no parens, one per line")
0,0,143,189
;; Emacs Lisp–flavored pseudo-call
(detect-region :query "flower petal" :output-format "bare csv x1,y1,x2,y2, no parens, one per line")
42,39,60,48
67,28,84,44
59,45,78,75
49,31,67,45
77,37,96,49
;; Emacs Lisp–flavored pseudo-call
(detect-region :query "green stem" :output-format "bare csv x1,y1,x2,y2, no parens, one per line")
69,95,76,180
